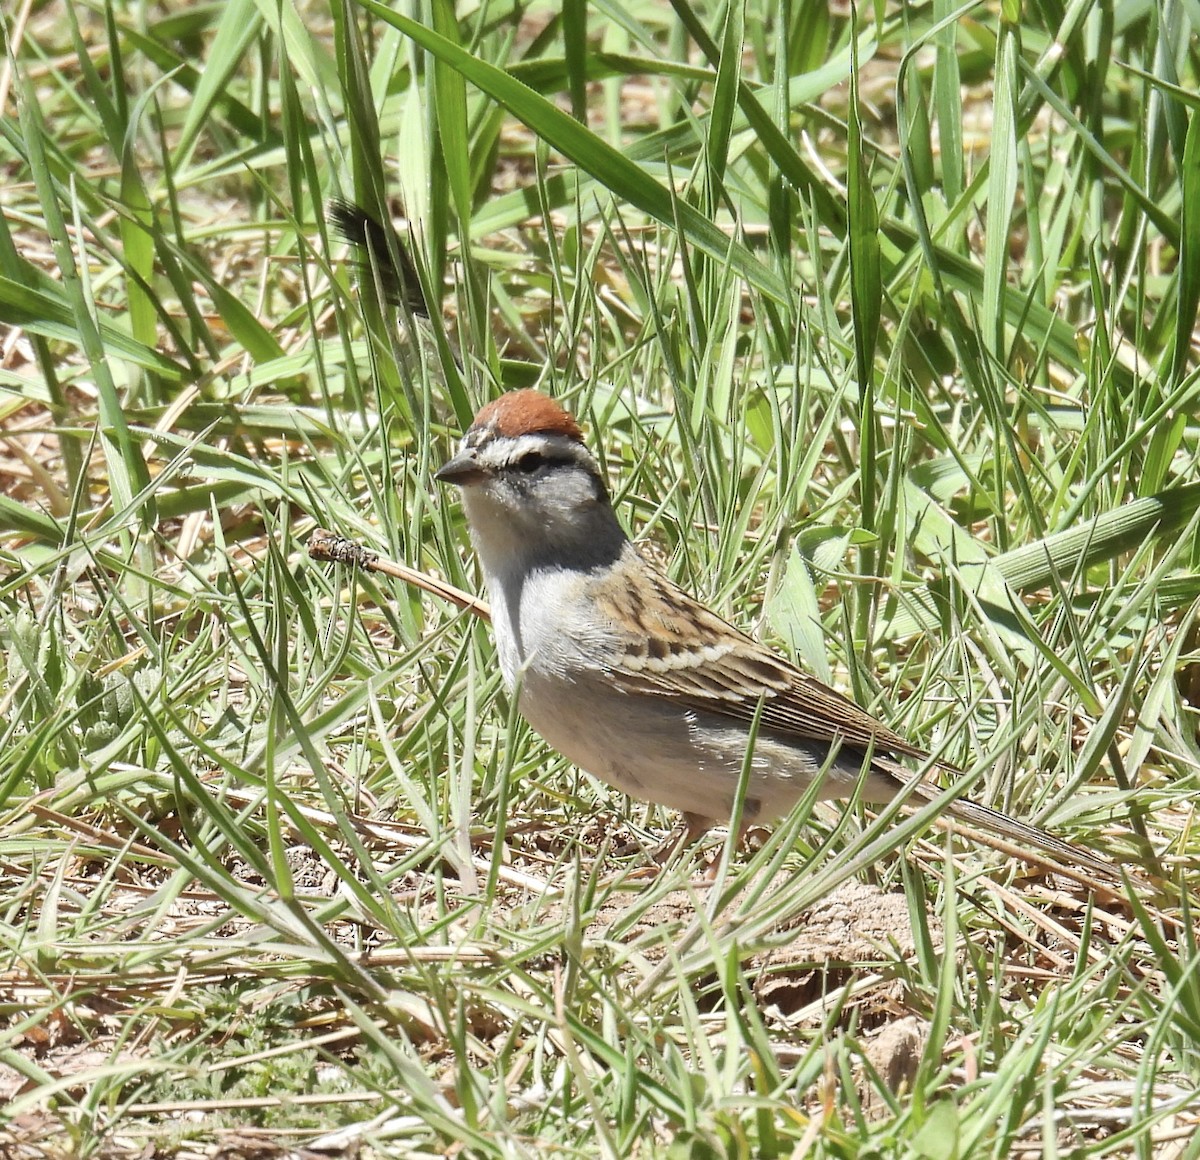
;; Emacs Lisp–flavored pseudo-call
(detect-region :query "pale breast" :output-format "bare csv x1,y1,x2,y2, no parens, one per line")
481,562,897,826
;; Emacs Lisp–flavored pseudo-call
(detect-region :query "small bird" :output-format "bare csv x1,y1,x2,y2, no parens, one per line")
436,389,1115,879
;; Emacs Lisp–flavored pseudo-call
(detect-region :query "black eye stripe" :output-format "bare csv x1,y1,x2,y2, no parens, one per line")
515,451,550,473
497,443,585,475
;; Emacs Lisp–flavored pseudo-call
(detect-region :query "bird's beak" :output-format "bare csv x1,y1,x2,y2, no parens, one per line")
435,450,486,486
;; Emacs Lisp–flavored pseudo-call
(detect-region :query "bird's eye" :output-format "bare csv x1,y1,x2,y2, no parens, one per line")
515,452,548,473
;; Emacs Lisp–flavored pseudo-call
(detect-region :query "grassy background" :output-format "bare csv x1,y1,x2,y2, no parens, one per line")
2,0,1200,1155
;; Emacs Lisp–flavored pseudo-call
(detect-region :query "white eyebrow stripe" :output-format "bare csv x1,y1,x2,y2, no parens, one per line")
474,431,597,471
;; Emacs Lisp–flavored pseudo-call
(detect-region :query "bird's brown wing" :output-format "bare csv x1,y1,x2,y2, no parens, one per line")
588,562,928,761
589,564,1130,882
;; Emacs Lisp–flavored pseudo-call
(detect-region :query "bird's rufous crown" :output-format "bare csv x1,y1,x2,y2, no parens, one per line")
470,390,583,443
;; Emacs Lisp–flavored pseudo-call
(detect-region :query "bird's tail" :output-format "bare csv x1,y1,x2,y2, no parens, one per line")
887,769,1124,889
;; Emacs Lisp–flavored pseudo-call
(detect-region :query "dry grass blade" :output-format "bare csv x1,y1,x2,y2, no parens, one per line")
307,525,491,620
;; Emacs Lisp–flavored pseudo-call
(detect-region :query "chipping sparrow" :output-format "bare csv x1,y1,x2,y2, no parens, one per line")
436,389,1113,878
328,203,1111,878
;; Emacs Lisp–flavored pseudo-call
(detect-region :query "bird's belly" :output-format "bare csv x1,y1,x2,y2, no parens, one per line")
517,673,882,826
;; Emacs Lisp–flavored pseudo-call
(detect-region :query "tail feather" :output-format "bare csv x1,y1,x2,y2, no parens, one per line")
940,793,1116,880
873,759,1122,885
327,199,429,317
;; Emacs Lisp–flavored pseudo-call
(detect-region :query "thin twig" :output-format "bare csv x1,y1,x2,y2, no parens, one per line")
308,526,491,621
